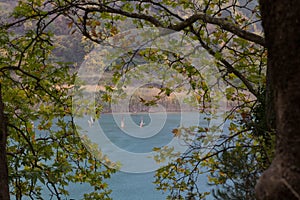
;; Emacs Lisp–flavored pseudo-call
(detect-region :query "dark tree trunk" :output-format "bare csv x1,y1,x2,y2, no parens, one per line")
0,84,10,200
256,1,300,199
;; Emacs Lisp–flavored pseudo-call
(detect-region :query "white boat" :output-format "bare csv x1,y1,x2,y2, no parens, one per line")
88,116,94,127
139,116,145,128
121,117,125,128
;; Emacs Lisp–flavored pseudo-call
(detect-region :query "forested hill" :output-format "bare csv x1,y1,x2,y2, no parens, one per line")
1,0,87,68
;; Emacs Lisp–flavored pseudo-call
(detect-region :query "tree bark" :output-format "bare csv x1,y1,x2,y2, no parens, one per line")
0,83,10,200
256,1,300,199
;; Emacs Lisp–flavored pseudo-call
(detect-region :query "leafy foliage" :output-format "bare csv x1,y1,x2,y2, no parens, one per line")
1,2,115,199
1,0,275,199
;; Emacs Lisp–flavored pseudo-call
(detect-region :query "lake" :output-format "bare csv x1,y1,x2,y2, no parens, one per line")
72,112,215,200
21,113,217,199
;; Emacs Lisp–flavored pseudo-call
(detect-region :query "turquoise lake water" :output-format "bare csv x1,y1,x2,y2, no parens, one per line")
70,113,214,200
20,113,218,199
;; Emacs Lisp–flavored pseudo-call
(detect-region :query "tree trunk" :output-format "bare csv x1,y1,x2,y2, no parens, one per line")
0,84,10,200
256,1,300,199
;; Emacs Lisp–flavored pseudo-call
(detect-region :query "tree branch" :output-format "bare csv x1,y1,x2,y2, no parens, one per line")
170,13,265,46
74,3,264,46
189,26,259,97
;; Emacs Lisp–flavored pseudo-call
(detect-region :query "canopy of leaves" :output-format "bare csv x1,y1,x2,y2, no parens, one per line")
1,0,274,199
1,2,116,199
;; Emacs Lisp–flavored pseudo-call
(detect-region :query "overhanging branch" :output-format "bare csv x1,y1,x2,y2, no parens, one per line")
170,13,265,46
73,3,264,46
189,26,259,97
